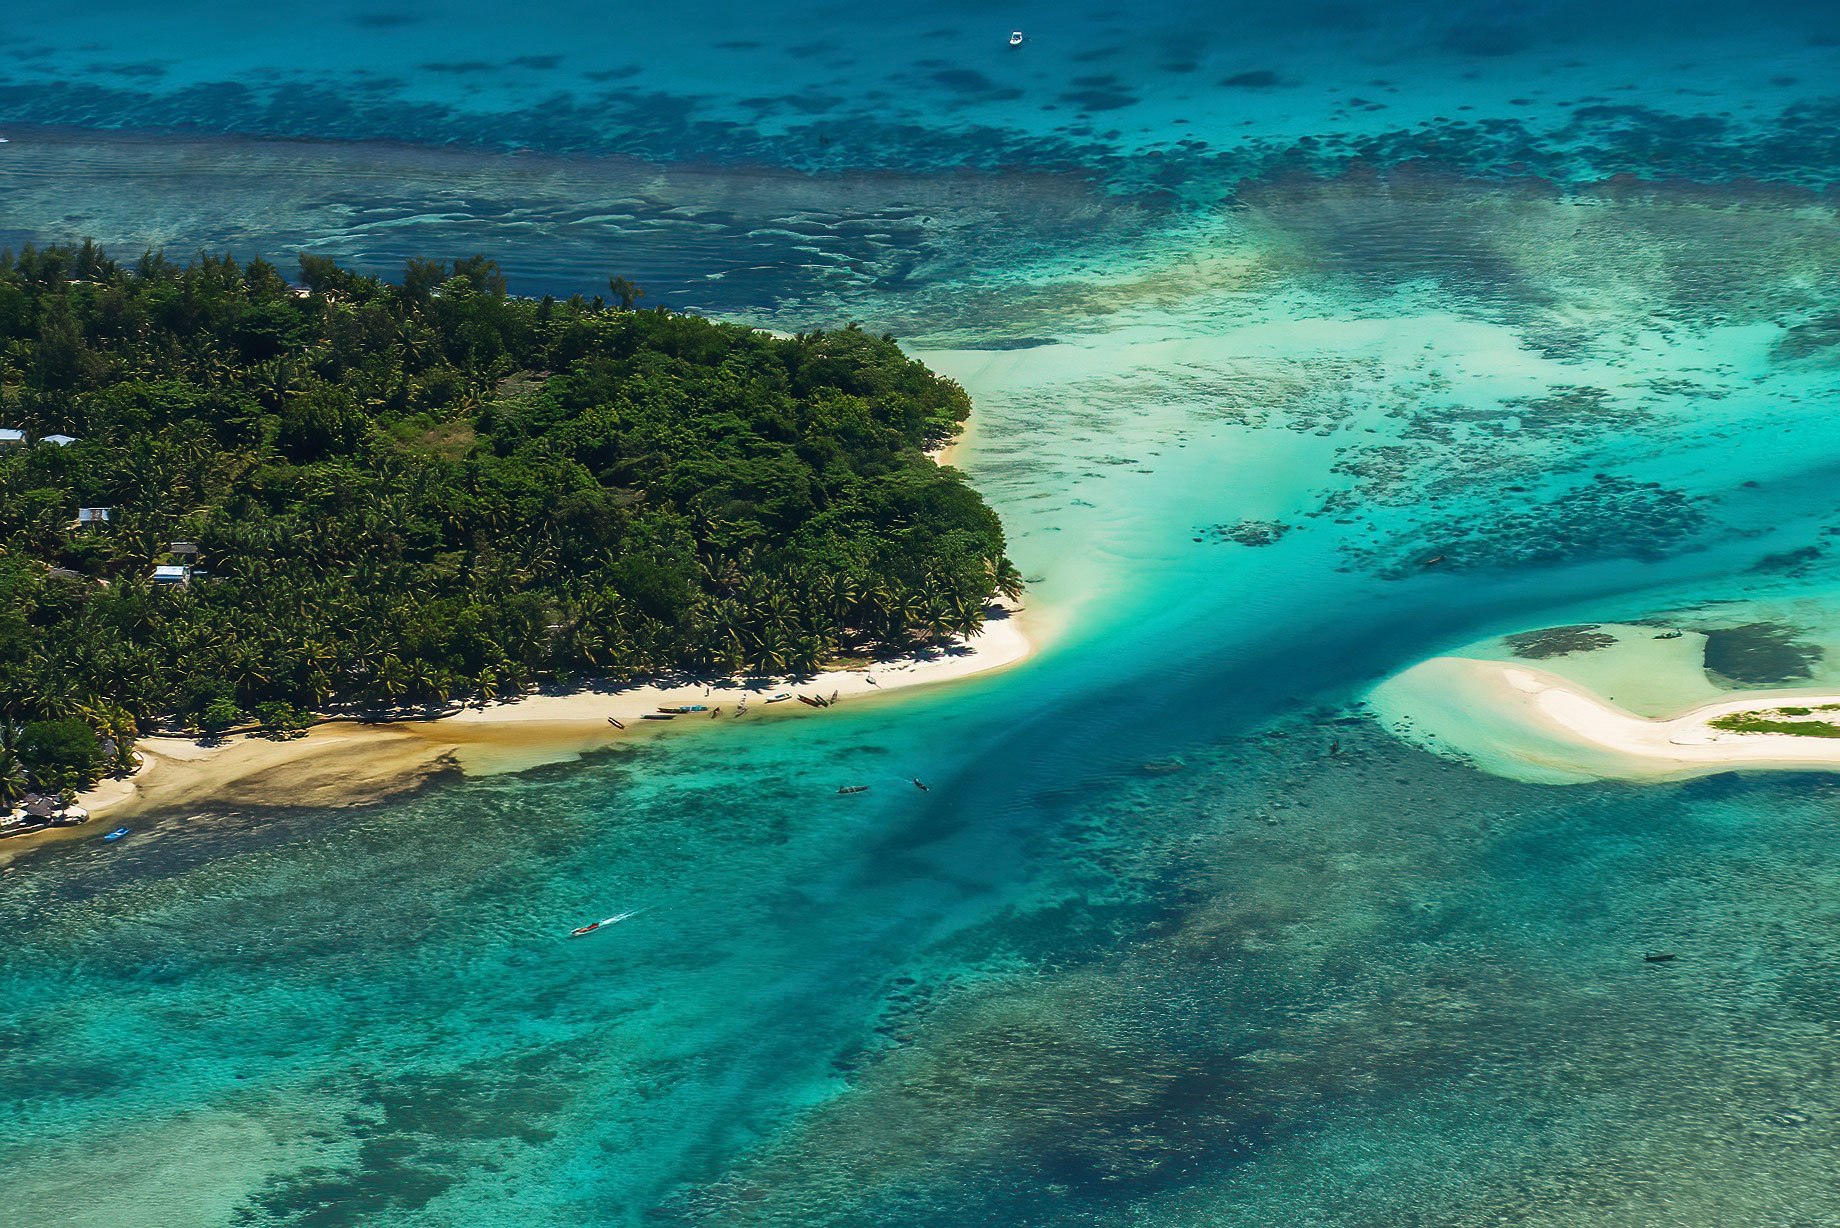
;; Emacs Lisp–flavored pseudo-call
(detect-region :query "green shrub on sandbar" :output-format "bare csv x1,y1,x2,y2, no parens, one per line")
1708,713,1840,738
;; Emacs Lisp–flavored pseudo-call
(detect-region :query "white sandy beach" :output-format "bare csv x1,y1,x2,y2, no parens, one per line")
1371,655,1840,785
2,609,1033,862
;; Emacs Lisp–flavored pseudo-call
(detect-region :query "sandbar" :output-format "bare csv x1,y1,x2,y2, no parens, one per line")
1370,654,1840,785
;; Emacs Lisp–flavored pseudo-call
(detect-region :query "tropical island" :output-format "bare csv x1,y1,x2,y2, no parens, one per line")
0,244,1024,824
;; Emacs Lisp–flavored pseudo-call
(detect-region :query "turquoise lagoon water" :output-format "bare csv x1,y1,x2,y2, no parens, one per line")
8,4,1840,1225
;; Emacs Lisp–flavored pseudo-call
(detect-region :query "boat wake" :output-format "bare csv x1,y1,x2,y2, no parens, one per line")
568,906,650,938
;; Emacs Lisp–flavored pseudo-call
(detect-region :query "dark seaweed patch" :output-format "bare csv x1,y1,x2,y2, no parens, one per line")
1220,70,1282,88
232,1061,571,1227
1773,314,1840,361
1060,88,1138,112
931,69,999,94
1205,520,1293,546
1701,623,1823,685
90,61,168,79
1368,475,1704,578
1503,624,1617,659
1751,545,1824,575
955,337,1059,350
508,55,563,70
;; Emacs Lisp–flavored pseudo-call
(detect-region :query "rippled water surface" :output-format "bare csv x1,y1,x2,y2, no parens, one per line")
6,3,1840,1225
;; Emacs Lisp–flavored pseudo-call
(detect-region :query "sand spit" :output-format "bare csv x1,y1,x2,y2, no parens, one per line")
1371,655,1840,785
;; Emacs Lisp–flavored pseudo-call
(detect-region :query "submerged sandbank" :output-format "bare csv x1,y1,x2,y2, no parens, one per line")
6,611,1033,864
1371,655,1840,785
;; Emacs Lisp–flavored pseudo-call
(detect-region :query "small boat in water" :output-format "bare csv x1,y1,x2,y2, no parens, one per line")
1009,30,1024,46
838,785,870,795
911,778,929,791
570,909,642,937
102,827,130,842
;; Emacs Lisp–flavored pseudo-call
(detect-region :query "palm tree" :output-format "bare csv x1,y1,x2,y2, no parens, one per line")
946,590,985,639
251,357,310,412
990,558,1025,603
857,581,895,641
751,632,789,677
0,723,26,807
0,749,26,808
395,320,438,370
919,593,952,644
570,625,607,669
886,588,926,646
606,277,645,311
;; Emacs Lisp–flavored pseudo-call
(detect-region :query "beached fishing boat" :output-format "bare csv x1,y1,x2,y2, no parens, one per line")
641,713,677,720
798,695,823,708
607,716,625,728
766,693,792,703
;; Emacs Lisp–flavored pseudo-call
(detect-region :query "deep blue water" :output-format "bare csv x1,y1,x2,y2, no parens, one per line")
6,3,1840,1225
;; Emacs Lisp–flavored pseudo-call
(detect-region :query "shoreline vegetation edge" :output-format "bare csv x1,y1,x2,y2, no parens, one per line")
3,605,1034,865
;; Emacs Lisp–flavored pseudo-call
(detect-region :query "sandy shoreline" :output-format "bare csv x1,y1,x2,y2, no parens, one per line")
1371,655,1840,785
4,609,1033,865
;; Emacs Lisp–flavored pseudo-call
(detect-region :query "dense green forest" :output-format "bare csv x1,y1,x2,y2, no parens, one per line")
0,243,1019,799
